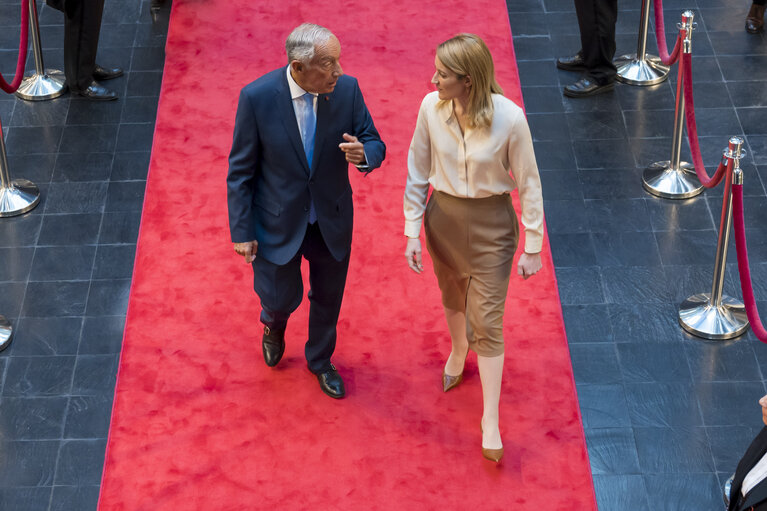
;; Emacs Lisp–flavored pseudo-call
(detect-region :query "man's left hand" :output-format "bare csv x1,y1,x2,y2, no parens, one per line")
517,252,542,280
339,133,365,165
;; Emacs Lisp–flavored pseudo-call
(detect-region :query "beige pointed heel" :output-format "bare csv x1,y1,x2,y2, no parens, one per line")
480,421,504,463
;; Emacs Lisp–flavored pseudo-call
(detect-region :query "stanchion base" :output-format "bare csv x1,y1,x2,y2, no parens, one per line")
0,179,41,217
14,70,67,101
614,54,670,86
0,315,11,352
679,293,750,340
643,161,705,199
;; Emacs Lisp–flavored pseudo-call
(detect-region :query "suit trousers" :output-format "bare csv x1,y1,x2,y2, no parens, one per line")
252,222,350,374
575,0,618,84
49,0,106,91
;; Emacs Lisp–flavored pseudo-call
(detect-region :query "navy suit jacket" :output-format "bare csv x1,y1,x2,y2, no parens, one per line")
227,68,385,265
730,427,767,511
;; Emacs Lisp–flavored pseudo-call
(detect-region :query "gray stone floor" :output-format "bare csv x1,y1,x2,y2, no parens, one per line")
1,0,767,509
508,0,767,509
0,0,168,509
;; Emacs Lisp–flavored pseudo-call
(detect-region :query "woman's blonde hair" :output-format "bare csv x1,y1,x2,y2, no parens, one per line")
436,34,503,129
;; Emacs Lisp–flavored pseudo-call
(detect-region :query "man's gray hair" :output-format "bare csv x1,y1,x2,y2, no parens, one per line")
286,23,334,64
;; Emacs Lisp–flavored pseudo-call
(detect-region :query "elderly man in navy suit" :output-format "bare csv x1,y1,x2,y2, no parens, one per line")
226,23,386,399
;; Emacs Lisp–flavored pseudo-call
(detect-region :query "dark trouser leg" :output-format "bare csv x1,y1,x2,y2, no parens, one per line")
63,0,105,91
303,223,350,374
252,250,304,332
575,0,618,84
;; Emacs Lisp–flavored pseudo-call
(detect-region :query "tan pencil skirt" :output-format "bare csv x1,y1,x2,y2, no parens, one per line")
424,190,519,357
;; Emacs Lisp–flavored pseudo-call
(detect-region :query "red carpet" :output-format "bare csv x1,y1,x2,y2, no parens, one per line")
98,0,597,509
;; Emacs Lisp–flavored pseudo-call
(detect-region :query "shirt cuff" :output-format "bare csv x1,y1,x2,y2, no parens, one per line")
404,220,422,239
354,148,370,171
523,234,543,255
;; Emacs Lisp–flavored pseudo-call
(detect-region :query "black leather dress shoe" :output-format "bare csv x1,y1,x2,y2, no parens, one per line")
316,365,345,399
71,81,118,101
563,77,614,98
93,65,123,81
262,326,285,367
556,52,586,71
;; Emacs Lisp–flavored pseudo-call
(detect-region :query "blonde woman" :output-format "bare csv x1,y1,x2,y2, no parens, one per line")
403,34,544,462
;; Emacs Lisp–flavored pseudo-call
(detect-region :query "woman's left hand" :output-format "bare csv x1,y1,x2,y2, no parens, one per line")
517,252,542,280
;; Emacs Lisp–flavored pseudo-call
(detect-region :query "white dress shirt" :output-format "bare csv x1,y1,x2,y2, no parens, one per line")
743,451,767,498
403,91,544,254
286,66,317,140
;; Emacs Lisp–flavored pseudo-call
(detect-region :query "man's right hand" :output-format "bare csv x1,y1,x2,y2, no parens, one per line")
234,241,258,263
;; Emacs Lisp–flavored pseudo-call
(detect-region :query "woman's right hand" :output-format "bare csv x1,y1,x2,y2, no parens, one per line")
405,238,423,274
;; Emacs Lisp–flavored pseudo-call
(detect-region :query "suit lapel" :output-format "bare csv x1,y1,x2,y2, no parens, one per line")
275,72,311,174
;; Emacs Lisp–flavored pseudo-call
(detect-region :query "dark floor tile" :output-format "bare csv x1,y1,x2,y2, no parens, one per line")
98,23,138,48
37,213,102,246
126,70,163,96
692,107,743,139
528,112,571,141
696,381,766,426
0,215,41,249
85,279,131,316
721,55,767,82
656,229,718,265
601,266,674,303
585,199,652,232
0,441,59,487
593,231,662,267
567,110,627,140
684,340,762,382
64,394,114,439
728,81,767,108
685,81,732,110
562,304,613,343
0,247,33,282
628,136,692,170
0,396,68,439
102,0,141,23
0,282,26,319
120,96,159,124
9,98,70,127
644,473,723,511
110,151,150,181
116,122,155,152
562,85,622,113
585,428,641,475
549,232,597,267
509,12,552,36
623,109,674,139
0,487,52,511
574,139,637,169
625,382,702,427
618,343,692,383
608,302,684,344
44,181,108,214
105,181,146,212
5,126,63,155
579,168,646,199
543,199,589,233
646,195,715,231
29,245,96,281
569,343,621,384
9,317,81,356
98,211,141,244
634,426,715,472
4,153,57,184
71,355,119,397
576,384,630,428
533,139,577,170
54,439,107,485
50,485,100,511
592,475,650,511
555,266,605,304
135,21,170,47
615,82,676,112
748,135,767,165
130,46,166,72
79,315,125,355
59,124,118,154
21,281,88,317
708,425,763,474
93,244,136,279
52,153,113,182
518,60,559,87
539,169,583,200
2,356,75,397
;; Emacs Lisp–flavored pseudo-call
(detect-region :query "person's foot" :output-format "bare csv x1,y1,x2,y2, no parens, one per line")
93,65,123,81
563,77,614,98
71,80,117,101
556,52,586,72
262,326,285,367
481,417,504,462
746,3,766,33
442,348,467,392
316,364,345,399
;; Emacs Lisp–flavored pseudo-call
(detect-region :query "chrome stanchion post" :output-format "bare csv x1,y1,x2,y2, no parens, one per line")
0,118,41,217
642,11,704,199
614,0,671,85
15,0,66,101
0,315,11,352
678,136,750,340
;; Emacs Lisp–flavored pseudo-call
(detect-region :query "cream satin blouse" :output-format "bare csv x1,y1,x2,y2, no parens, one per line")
403,91,544,254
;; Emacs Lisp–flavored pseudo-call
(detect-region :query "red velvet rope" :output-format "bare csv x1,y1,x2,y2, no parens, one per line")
652,0,682,65
732,181,767,342
681,52,728,188
0,0,31,94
